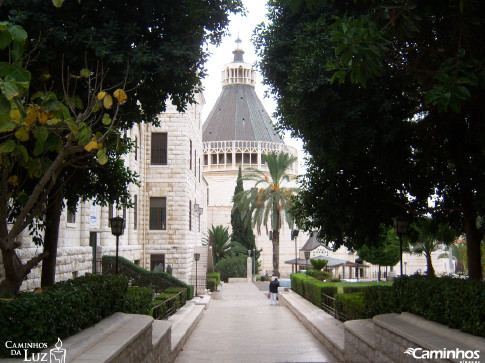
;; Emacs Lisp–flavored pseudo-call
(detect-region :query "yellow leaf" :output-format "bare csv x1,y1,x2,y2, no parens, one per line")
15,126,29,141
84,140,98,152
103,94,113,109
97,91,107,101
37,110,48,125
113,89,127,105
24,107,37,126
8,175,18,187
9,109,21,121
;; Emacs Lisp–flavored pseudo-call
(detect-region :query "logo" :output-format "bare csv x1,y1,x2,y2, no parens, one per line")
49,338,66,363
5,337,67,362
404,347,480,362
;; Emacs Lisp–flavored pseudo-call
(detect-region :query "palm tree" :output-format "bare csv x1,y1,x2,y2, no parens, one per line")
409,217,456,276
204,225,246,265
234,151,298,277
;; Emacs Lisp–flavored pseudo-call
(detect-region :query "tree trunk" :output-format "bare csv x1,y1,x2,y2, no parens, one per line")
463,195,483,281
272,229,280,278
425,252,435,277
41,190,63,288
0,248,48,295
0,249,24,295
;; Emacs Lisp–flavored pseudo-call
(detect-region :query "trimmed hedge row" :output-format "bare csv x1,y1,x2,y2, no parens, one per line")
123,286,153,315
291,273,338,306
392,275,485,337
335,293,366,321
102,255,194,300
0,275,128,358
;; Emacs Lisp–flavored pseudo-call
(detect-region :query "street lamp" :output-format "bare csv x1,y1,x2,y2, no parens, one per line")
194,253,200,297
393,215,409,277
291,229,299,273
109,216,125,274
304,251,310,272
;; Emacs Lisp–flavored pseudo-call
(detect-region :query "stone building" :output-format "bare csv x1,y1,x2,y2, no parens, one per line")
2,95,208,291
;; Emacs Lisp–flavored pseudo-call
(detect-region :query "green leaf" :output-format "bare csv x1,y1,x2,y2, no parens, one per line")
0,140,15,153
102,113,112,125
0,94,10,113
0,79,19,100
34,126,49,142
52,0,66,8
0,120,16,133
33,139,45,156
0,30,12,49
6,24,27,43
14,144,29,163
65,118,78,136
97,148,108,165
17,191,28,205
80,68,90,77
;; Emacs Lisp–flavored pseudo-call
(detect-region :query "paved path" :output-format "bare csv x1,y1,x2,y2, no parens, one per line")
174,282,337,363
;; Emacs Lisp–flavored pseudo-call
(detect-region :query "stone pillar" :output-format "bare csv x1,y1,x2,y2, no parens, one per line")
247,257,252,282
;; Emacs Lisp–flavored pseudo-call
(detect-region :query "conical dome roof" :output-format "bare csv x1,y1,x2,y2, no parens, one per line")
202,40,283,144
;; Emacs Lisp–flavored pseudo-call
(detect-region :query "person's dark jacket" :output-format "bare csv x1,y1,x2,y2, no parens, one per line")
269,279,279,293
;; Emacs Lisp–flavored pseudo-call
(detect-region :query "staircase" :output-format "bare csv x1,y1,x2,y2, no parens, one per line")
190,246,209,295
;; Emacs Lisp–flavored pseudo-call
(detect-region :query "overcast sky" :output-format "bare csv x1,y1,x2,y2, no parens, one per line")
201,0,307,173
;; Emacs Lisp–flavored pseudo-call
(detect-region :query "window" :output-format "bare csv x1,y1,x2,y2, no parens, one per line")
134,195,137,230
150,254,165,272
189,200,192,231
108,204,113,227
151,133,167,165
134,136,138,161
149,197,166,230
67,209,76,223
190,140,192,170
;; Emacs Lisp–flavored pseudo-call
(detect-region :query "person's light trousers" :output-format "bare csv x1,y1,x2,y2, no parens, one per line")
270,292,278,305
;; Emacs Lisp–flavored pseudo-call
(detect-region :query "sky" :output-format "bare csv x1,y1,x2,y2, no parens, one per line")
201,0,307,173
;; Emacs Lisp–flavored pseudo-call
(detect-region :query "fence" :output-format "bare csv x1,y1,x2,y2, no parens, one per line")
189,276,206,296
152,291,184,320
320,293,365,322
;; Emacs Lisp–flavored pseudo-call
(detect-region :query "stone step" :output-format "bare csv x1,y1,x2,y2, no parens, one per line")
344,319,375,363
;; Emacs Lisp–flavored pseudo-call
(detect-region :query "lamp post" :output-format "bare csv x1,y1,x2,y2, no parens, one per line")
109,216,125,274
393,215,409,277
304,251,310,272
291,230,299,273
194,253,200,297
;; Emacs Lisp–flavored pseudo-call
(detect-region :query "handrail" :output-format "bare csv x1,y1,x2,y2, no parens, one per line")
320,293,366,322
152,290,184,320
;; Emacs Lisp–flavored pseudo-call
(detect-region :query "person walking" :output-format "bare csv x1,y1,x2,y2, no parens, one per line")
269,276,279,305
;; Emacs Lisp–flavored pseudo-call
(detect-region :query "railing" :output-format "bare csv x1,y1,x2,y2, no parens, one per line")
189,276,206,296
320,293,366,322
152,291,183,320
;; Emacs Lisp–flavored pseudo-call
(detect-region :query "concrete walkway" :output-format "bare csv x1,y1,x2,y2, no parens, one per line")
174,282,338,363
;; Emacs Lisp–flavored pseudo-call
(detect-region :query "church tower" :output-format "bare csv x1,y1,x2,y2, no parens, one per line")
202,39,298,276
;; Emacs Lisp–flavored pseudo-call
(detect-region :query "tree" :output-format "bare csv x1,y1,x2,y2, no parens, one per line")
408,217,456,276
231,167,259,265
234,151,297,277
0,0,243,294
357,226,401,281
310,259,328,271
255,0,485,280
204,225,246,265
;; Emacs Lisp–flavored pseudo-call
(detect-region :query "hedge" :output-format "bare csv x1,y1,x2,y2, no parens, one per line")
215,255,246,282
362,285,397,317
291,274,338,307
122,286,153,315
164,287,187,306
392,275,485,337
335,293,366,321
207,272,221,286
0,275,128,358
102,255,193,300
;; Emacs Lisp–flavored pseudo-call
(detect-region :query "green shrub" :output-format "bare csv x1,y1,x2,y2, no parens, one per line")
306,269,332,281
215,255,246,282
310,258,328,271
102,255,193,300
343,286,367,294
207,272,221,286
335,293,366,320
164,287,187,305
362,285,397,317
122,287,153,315
206,277,217,291
153,292,180,309
0,275,128,358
